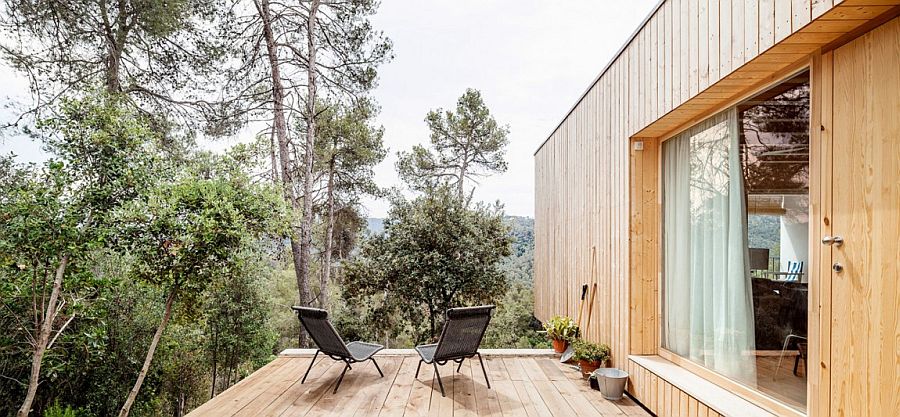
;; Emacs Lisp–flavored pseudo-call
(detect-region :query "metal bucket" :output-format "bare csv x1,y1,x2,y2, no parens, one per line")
592,368,629,400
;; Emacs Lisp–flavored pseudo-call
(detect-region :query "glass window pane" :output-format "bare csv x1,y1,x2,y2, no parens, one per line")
662,71,810,412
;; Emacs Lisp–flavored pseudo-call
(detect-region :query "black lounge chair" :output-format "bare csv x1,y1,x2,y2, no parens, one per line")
292,306,385,393
414,305,495,397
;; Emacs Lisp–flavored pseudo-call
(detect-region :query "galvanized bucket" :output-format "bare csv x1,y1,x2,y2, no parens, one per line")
592,368,629,400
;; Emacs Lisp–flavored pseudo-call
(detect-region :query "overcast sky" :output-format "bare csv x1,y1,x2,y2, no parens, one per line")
1,0,657,218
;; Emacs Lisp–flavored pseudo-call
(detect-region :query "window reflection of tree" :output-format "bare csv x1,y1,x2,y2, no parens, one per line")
689,120,730,223
740,75,810,195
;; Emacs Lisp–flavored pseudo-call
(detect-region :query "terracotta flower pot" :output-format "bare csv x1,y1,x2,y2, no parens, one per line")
579,359,603,377
551,339,568,353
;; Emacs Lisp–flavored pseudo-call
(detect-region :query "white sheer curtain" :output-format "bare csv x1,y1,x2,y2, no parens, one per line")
662,109,756,383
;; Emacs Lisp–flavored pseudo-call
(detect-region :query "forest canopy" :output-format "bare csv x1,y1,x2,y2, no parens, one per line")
0,2,543,416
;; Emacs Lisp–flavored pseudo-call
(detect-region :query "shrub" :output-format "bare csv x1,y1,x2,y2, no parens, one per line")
542,316,578,341
571,339,611,364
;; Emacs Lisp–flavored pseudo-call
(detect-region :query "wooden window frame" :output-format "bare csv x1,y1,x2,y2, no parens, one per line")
647,58,818,417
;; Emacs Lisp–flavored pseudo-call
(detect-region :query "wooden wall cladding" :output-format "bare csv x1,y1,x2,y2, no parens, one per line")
626,359,725,417
533,0,900,369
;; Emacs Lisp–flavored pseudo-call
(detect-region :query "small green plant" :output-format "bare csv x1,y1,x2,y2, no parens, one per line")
571,339,611,364
43,402,93,417
543,315,578,341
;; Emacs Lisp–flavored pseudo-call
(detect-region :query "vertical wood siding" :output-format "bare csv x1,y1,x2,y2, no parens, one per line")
626,359,726,417
533,0,855,364
534,0,900,401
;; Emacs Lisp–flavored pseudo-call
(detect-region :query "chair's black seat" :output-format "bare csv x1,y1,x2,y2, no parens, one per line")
415,343,437,363
346,341,383,361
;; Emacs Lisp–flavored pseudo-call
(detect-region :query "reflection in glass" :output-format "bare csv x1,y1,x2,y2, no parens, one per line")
662,72,810,412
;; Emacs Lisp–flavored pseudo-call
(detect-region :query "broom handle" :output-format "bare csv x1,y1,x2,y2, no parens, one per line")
584,247,597,336
575,284,588,330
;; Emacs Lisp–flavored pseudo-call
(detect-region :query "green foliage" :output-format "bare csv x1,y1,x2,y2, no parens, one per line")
543,316,578,342
1,0,235,136
571,340,611,364
205,251,279,396
482,283,547,349
341,185,512,343
42,402,93,417
397,88,509,198
499,216,534,285
314,99,387,200
116,168,286,297
0,94,161,416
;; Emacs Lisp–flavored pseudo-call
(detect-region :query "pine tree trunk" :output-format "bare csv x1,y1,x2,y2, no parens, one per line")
209,326,218,399
118,288,177,417
458,154,468,202
321,154,336,308
298,0,321,315
256,0,310,346
17,255,69,417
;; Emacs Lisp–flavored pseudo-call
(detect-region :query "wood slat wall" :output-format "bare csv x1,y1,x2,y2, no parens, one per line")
625,359,726,417
534,0,900,361
534,6,900,417
533,0,852,364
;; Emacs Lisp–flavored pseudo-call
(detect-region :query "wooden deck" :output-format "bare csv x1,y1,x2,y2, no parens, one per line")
187,351,651,417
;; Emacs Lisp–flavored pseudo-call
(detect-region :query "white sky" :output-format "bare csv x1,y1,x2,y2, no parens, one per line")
1,0,657,218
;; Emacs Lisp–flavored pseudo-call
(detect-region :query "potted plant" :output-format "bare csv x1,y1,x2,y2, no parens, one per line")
543,316,578,353
572,339,611,376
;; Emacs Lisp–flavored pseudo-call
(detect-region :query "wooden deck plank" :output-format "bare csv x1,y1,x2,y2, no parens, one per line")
260,361,343,417
405,359,435,417
232,358,313,416
188,357,291,416
502,357,529,381
534,358,568,381
213,357,309,417
186,355,652,417
378,357,416,417
551,379,605,417
493,380,529,417
350,357,404,416
512,381,553,417
454,360,478,417
304,360,375,417
521,358,549,382
531,380,578,417
485,357,510,381
430,361,456,417
471,358,502,417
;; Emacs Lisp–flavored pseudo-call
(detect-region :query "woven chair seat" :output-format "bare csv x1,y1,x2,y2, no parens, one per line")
415,344,438,363
347,341,384,361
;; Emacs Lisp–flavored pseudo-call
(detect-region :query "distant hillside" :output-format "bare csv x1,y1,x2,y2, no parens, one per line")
366,216,535,285
501,216,534,285
748,214,781,257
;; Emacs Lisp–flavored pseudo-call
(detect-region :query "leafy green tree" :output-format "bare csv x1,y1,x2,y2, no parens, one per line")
397,88,510,201
113,169,286,417
205,250,277,399
342,186,512,342
0,94,157,417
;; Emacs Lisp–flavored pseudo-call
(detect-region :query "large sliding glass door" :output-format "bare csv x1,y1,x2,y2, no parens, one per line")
661,71,811,412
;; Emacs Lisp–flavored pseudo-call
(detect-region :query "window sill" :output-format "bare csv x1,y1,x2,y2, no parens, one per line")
629,355,784,417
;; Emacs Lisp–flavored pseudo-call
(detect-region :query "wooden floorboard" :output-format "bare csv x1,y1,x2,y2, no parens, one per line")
185,354,651,417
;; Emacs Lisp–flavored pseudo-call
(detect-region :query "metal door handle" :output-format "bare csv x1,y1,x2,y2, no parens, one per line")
822,236,844,246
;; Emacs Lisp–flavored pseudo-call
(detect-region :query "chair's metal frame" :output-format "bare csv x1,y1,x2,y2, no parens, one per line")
414,306,495,397
293,306,384,394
